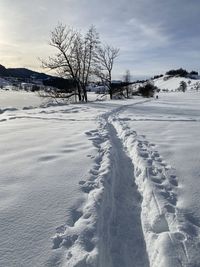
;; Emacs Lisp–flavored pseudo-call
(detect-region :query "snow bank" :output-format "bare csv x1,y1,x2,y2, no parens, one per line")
51,120,112,266
117,92,200,266
111,118,191,267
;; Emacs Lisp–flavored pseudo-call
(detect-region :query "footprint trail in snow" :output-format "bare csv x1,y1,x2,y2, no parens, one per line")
52,101,200,267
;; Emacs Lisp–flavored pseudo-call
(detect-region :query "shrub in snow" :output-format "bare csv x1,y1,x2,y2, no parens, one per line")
179,81,187,92
138,82,157,98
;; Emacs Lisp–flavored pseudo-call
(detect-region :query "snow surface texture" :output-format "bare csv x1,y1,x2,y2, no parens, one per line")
116,92,200,267
111,119,191,267
0,90,44,109
1,91,200,267
154,75,200,91
52,102,150,267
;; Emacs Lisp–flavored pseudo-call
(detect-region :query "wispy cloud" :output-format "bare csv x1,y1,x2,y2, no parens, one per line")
127,18,170,46
0,0,199,76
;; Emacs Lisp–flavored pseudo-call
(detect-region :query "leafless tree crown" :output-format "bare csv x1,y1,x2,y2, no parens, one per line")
41,24,119,101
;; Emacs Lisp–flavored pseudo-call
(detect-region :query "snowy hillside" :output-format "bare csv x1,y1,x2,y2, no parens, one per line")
154,75,200,91
0,90,200,267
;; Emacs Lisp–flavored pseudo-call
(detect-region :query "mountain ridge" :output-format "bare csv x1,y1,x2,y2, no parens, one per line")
0,64,51,80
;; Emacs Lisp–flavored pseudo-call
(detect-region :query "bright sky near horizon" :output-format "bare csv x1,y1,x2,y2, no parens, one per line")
0,0,200,79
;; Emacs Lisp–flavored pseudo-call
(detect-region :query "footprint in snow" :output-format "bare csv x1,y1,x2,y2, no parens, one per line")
150,143,156,147
184,213,200,228
151,177,163,184
168,175,178,187
79,180,86,185
152,151,160,158
70,209,83,225
164,204,175,213
87,154,95,159
152,214,169,234
161,191,177,205
156,157,163,163
38,155,59,162
155,184,164,190
79,180,96,193
173,232,186,241
169,179,178,187
61,149,75,153
85,130,98,136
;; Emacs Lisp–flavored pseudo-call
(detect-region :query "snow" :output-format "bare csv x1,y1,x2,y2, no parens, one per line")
112,91,200,266
154,75,200,91
0,104,100,267
0,90,200,267
0,90,44,109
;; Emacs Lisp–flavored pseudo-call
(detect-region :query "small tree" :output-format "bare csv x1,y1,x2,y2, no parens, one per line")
74,25,100,102
193,82,200,91
138,82,157,98
179,81,187,92
123,70,131,98
41,24,99,102
95,45,119,99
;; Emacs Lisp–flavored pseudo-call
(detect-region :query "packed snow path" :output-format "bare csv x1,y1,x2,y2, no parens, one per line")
97,122,149,267
52,101,150,267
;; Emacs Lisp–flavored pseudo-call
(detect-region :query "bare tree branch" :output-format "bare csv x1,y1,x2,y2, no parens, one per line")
95,44,119,99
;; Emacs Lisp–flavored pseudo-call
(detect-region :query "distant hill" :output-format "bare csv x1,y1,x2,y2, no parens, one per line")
0,64,75,90
0,65,9,77
153,75,200,91
0,64,51,80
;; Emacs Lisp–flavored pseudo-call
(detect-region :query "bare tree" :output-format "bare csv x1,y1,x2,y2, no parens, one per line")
95,45,119,99
75,25,99,102
41,24,99,102
123,70,131,98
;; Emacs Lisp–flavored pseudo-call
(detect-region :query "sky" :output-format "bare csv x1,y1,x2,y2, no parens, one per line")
0,0,200,79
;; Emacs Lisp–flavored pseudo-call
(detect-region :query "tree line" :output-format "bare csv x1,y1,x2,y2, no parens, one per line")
166,68,198,77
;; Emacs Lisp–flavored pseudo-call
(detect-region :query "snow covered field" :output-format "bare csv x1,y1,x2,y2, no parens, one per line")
0,90,43,109
0,90,200,267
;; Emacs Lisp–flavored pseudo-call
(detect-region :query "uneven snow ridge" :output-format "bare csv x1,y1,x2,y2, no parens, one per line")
111,116,200,267
52,120,112,266
52,101,200,267
52,108,149,267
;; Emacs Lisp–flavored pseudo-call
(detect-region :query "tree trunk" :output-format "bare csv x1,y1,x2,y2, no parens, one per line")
82,85,88,102
126,88,129,98
76,83,82,101
109,88,113,99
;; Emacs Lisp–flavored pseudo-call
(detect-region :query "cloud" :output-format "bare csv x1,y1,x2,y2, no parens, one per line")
127,18,170,46
0,0,200,77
